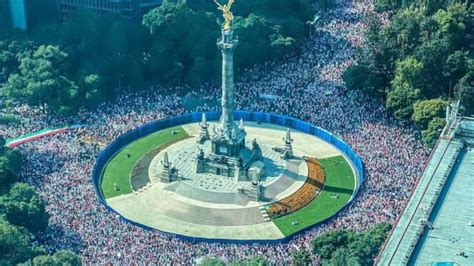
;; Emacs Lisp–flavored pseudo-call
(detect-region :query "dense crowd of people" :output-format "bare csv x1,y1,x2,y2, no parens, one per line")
0,0,430,264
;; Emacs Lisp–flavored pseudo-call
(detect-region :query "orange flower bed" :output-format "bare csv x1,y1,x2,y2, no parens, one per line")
267,158,325,219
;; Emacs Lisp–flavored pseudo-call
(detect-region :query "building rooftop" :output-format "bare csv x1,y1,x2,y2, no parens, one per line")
410,144,474,265
378,117,474,265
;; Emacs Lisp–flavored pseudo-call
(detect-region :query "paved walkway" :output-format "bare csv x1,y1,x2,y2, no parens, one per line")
108,187,284,240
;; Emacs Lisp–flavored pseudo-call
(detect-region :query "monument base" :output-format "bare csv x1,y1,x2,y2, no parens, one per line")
195,144,262,182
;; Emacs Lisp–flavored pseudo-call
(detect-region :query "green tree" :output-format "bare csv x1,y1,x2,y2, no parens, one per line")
386,7,426,58
325,248,360,266
32,255,60,266
82,74,104,106
343,65,371,93
412,99,447,128
374,0,400,12
347,223,392,265
143,0,219,85
102,18,148,92
234,14,277,67
432,3,470,49
444,51,470,88
31,250,81,266
143,0,312,86
0,157,18,195
351,0,472,146
422,117,446,147
314,0,336,10
362,7,427,92
292,249,311,266
456,64,474,116
387,84,422,120
414,38,450,97
2,0,314,111
0,139,22,194
312,223,391,265
233,256,267,266
0,41,21,83
387,78,421,120
199,257,226,266
1,183,49,233
1,45,79,113
0,219,44,265
312,230,352,260
387,57,423,120
143,0,189,34
52,250,82,266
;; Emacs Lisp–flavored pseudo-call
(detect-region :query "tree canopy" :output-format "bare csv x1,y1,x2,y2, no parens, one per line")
0,219,45,265
412,99,447,128
2,45,79,114
31,250,82,266
0,141,80,264
343,1,473,146
312,223,392,265
0,0,314,114
0,183,50,233
292,249,312,266
0,136,22,194
231,256,267,266
199,257,227,266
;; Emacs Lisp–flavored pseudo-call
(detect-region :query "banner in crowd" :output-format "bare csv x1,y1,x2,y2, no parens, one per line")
5,125,81,148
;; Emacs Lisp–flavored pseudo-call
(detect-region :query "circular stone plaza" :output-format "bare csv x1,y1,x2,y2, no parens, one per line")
94,111,363,241
93,15,363,242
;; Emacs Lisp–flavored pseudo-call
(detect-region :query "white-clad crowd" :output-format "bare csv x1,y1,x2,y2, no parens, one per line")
0,1,430,264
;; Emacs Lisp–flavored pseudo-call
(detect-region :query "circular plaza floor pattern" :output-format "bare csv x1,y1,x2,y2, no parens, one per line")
104,122,356,240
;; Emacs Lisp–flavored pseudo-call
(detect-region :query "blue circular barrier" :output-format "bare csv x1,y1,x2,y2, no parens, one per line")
92,111,364,243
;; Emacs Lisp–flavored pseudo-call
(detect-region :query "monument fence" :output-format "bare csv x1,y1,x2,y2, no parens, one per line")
92,111,364,244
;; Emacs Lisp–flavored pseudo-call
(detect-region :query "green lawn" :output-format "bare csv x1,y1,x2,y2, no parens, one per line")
100,126,188,199
273,155,356,236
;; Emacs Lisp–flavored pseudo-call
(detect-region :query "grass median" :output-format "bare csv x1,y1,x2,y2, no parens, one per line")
100,126,188,199
273,155,356,236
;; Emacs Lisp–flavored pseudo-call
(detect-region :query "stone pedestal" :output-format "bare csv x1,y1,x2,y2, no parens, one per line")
160,152,178,183
197,113,210,144
283,128,294,159
246,182,264,201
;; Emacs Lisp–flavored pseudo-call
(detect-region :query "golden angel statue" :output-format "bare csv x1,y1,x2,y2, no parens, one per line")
214,0,235,30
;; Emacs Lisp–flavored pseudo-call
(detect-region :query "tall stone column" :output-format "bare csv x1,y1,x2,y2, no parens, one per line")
217,29,238,133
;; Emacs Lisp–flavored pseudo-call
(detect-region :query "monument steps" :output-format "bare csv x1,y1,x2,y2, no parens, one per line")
263,160,301,200
160,198,265,226
259,207,272,222
166,181,236,204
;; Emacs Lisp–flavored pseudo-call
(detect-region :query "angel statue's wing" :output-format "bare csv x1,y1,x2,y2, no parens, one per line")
227,0,235,9
214,0,224,8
